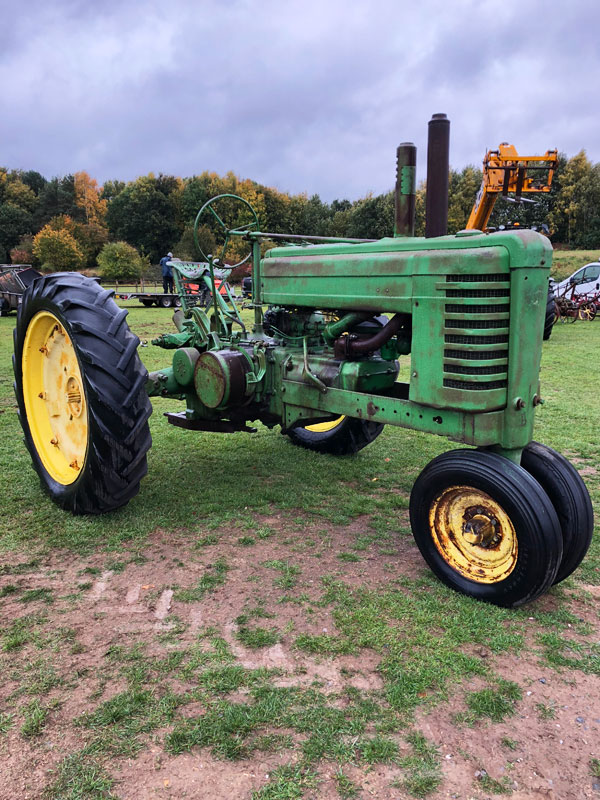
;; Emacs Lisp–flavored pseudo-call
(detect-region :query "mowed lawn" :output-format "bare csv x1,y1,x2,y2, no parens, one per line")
0,295,599,800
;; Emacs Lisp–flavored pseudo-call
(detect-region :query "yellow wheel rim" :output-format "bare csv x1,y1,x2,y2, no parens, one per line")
429,486,517,583
304,415,345,433
22,311,88,485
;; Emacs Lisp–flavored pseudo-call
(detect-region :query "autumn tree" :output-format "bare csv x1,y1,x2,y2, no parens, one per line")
97,241,146,282
4,180,38,213
10,234,35,265
547,151,600,246
33,225,84,271
74,171,108,224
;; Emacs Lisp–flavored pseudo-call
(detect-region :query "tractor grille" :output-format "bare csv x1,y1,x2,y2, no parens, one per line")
442,274,510,394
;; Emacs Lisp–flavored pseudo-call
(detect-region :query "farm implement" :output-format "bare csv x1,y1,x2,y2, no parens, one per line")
13,115,593,607
553,282,599,323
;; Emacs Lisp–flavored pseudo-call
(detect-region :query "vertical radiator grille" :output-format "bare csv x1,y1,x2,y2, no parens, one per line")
442,274,510,392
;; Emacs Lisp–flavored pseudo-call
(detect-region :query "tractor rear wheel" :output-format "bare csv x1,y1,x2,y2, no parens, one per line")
409,449,562,607
286,416,384,455
520,441,593,584
13,273,152,514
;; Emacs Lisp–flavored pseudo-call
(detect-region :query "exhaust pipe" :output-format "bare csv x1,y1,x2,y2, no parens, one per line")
425,113,450,238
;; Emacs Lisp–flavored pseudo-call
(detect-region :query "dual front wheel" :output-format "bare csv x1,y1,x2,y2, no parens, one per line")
409,445,592,607
290,418,593,607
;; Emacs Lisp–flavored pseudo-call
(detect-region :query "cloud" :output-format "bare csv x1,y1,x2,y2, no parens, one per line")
1,0,599,201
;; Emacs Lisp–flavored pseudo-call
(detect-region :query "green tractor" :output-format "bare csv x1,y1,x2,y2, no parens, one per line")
13,115,593,607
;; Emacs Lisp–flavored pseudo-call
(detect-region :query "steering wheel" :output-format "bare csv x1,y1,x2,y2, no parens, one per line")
193,194,259,268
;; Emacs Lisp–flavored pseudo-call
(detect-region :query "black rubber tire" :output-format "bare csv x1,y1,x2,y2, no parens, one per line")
409,449,563,607
159,296,173,308
13,273,152,514
543,286,555,340
520,441,594,584
141,299,154,307
287,416,384,456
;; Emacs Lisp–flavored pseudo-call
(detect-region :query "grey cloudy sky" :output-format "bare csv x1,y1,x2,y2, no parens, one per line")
1,0,598,201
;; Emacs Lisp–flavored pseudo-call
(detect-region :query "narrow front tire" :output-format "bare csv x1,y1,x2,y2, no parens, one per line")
409,449,563,607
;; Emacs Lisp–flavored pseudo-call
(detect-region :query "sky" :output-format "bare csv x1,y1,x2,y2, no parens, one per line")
1,0,598,202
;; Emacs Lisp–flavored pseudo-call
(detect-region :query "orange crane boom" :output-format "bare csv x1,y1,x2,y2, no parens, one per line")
466,144,558,231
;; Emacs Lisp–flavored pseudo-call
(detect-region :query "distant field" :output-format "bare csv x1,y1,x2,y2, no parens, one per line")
552,249,599,281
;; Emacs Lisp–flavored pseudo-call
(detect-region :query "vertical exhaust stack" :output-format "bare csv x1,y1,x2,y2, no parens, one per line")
394,142,417,237
425,113,450,238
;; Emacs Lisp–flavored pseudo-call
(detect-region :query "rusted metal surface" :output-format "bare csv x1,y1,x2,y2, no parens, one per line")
395,142,416,237
164,411,256,433
194,350,250,410
428,486,518,583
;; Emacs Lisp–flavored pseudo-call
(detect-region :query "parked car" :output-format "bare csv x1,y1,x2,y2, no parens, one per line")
554,262,600,298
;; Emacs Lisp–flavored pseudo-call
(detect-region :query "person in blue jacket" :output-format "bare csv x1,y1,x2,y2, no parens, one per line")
160,252,174,293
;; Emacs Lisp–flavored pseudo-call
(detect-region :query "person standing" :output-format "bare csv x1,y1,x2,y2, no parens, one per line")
160,252,174,294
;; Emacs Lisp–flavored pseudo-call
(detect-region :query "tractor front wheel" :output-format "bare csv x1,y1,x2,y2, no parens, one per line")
409,449,562,607
520,441,593,584
286,416,384,456
13,273,152,514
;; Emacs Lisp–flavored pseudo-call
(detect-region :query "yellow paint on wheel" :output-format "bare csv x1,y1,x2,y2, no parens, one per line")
22,311,88,485
305,416,345,433
428,486,517,583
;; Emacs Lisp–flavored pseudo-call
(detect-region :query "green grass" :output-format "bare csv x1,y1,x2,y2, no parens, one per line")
21,699,49,737
0,712,14,735
537,631,600,675
263,560,301,590
1,293,599,798
335,769,359,799
45,753,115,800
396,731,442,798
552,249,599,281
536,701,556,720
236,626,280,649
477,772,513,795
19,587,54,604
461,680,522,724
174,557,229,602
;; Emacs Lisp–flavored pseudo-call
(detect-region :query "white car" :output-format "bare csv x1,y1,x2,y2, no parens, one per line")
554,262,600,298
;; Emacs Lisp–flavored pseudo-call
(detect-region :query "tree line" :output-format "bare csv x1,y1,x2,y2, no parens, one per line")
1,149,599,280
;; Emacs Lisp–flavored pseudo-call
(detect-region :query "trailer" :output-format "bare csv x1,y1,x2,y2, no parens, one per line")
0,265,41,315
113,262,233,308
113,289,183,308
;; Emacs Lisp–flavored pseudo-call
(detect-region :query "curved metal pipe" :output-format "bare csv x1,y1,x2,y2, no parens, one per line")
342,313,409,357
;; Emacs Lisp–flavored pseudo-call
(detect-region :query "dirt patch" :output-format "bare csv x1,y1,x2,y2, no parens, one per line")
1,517,599,799
416,648,600,800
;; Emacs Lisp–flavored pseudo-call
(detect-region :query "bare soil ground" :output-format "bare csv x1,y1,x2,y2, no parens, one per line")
1,514,599,800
